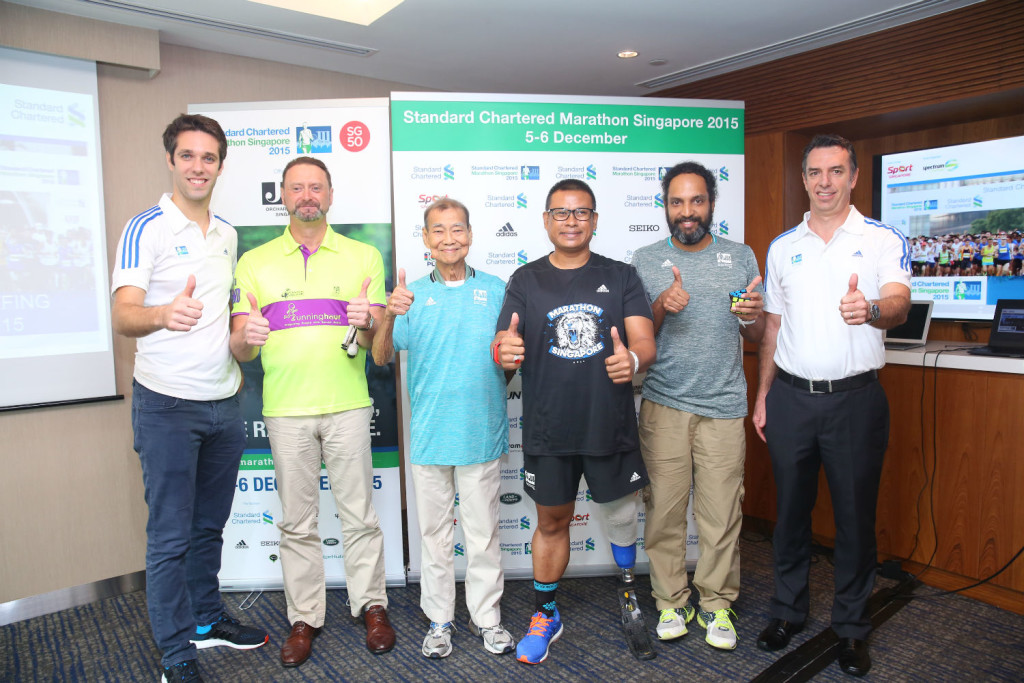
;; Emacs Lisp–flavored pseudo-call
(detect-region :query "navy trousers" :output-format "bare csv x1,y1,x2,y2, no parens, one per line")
763,376,889,640
132,380,246,666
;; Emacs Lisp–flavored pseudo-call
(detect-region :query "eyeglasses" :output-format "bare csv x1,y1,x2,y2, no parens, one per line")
547,207,595,221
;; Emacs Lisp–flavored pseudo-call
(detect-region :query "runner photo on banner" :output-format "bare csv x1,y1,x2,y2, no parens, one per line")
189,99,403,591
389,92,745,581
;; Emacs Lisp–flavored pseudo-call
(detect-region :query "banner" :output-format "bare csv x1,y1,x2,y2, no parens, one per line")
390,93,745,580
190,99,404,590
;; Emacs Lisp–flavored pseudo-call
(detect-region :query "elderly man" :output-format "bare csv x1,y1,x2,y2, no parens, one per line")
754,134,910,677
230,156,394,667
372,198,513,659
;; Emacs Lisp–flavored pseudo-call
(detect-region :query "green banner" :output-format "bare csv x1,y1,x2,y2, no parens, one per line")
240,447,400,470
392,100,743,153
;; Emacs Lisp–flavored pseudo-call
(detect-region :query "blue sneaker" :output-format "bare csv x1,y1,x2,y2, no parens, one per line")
516,609,563,665
190,614,268,650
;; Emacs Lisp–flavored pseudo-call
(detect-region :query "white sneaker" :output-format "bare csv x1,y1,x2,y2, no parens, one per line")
698,608,738,650
469,621,515,654
421,621,455,658
656,605,695,641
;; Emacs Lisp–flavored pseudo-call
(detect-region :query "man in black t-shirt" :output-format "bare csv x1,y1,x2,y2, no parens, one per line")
492,179,656,664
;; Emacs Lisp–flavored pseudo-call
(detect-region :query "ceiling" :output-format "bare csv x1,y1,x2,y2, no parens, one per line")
13,0,983,96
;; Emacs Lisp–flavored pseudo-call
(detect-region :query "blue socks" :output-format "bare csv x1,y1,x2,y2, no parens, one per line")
534,580,558,617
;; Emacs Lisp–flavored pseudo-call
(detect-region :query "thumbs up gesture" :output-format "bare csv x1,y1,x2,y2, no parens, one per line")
604,326,634,384
164,274,203,331
839,273,867,325
385,268,414,318
347,277,373,330
658,266,689,314
244,292,270,346
498,312,525,369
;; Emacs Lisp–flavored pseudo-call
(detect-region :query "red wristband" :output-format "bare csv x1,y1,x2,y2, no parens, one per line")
492,341,502,366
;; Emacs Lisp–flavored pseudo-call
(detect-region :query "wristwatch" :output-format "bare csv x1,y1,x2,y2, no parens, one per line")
868,301,881,323
360,315,375,332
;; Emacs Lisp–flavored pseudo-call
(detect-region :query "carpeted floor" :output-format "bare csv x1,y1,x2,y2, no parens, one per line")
2,536,1022,682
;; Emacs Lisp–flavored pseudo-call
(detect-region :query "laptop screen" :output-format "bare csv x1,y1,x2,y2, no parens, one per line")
885,300,933,345
990,299,1024,351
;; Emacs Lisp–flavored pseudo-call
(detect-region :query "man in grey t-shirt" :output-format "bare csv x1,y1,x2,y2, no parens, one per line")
631,161,764,651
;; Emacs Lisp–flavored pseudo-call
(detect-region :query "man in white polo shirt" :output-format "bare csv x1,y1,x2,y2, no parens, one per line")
111,114,267,683
753,134,910,678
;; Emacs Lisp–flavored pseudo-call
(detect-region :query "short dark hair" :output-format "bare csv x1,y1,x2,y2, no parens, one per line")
424,198,470,228
802,133,857,175
660,161,717,205
282,156,332,188
162,114,227,167
545,179,596,211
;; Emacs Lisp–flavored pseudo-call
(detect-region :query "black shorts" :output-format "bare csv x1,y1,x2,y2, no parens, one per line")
522,451,649,506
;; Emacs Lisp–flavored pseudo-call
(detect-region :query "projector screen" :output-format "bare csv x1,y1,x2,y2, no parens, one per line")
874,135,1024,321
0,46,117,410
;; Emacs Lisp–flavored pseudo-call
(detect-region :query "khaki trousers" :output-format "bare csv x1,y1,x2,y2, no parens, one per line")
639,400,745,612
266,407,387,626
412,459,504,626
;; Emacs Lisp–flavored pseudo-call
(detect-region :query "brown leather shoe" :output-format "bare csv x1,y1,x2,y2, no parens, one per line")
363,605,395,654
280,621,320,667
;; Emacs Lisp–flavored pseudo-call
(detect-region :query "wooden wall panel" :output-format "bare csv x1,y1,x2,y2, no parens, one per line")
877,364,1024,595
658,0,1024,136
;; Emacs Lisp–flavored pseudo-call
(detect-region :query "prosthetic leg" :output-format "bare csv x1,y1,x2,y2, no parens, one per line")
601,495,655,661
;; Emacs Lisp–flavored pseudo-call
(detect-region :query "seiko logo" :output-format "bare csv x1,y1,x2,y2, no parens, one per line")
629,224,660,232
323,538,339,546
500,493,522,504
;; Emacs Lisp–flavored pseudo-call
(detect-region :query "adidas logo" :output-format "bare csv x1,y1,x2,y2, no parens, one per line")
496,222,517,237
596,284,610,293
629,471,641,483
852,250,864,257
661,259,673,268
235,540,249,549
425,297,437,306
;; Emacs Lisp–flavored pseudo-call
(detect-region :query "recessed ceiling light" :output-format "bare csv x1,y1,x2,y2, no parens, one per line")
617,50,639,59
648,58,668,67
247,0,404,26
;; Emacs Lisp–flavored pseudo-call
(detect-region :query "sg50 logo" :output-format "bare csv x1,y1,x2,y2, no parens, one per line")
340,121,370,152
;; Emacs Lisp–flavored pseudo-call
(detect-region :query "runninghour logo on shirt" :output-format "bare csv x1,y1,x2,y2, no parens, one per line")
546,303,605,360
264,299,345,330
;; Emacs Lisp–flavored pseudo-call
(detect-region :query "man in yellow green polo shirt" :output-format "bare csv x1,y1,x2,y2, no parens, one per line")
229,156,394,666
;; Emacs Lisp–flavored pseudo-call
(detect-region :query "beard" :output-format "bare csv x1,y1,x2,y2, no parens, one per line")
289,201,324,223
668,207,714,245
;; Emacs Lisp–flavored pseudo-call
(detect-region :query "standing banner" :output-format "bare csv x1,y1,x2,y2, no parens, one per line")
190,99,404,590
390,92,745,580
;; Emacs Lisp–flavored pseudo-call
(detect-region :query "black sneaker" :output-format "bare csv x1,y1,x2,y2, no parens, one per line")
161,659,203,683
190,614,268,650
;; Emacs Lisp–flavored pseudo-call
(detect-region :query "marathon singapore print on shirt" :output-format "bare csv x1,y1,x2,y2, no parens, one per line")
498,253,652,457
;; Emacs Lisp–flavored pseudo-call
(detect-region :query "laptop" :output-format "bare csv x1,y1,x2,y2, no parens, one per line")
884,300,933,350
967,299,1024,358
